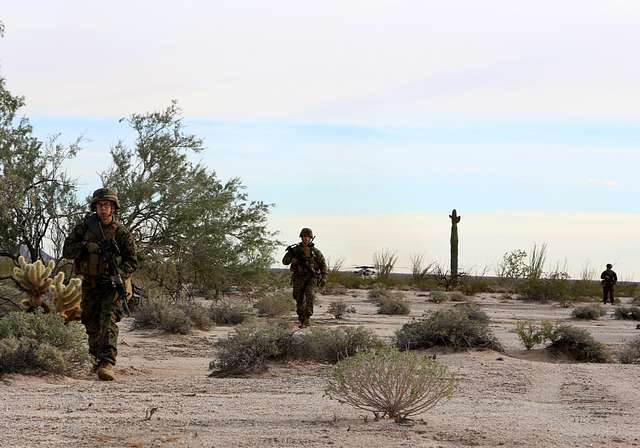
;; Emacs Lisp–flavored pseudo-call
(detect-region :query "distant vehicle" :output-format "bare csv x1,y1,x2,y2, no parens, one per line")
353,265,377,278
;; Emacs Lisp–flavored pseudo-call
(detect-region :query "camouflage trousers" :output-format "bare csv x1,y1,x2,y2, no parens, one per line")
292,275,316,322
81,283,123,366
602,285,615,304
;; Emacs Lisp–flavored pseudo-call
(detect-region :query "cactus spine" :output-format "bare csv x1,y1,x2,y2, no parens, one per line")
49,272,82,322
12,256,55,310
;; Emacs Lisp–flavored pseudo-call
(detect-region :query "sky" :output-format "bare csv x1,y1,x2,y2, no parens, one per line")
2,1,640,279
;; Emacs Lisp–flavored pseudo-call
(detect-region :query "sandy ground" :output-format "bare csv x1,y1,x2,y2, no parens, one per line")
1,290,640,448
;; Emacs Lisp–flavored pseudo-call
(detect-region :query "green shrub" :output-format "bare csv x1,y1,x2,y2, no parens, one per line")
293,326,384,363
394,305,502,352
571,304,604,320
0,281,25,317
0,312,90,375
614,306,640,320
547,325,610,363
429,291,448,303
518,278,570,302
210,320,293,376
619,336,640,364
367,286,391,301
377,295,410,315
515,320,544,350
209,300,250,325
325,347,455,422
569,280,600,299
327,300,354,319
459,278,491,296
255,292,295,317
322,284,348,295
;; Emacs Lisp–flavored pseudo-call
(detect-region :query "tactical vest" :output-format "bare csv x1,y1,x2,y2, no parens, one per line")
77,221,119,278
291,245,321,276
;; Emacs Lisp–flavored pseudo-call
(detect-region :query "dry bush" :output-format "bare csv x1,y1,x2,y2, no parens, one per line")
395,305,502,352
367,285,391,301
373,249,398,280
0,311,90,375
292,326,384,363
208,300,251,325
429,291,448,303
619,336,640,364
210,320,292,376
613,306,640,320
571,304,604,320
133,295,211,334
515,320,545,350
547,325,611,363
255,291,295,317
325,347,455,423
449,292,468,302
377,295,410,315
327,300,355,319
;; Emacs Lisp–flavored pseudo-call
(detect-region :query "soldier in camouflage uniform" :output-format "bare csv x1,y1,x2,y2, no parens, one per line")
600,263,618,305
282,228,327,328
63,188,138,381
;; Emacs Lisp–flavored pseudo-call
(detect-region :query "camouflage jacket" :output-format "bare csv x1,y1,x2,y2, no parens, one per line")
600,269,617,286
63,214,138,281
282,243,327,277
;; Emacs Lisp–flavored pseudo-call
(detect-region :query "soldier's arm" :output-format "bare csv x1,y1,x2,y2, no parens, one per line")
317,250,328,275
62,221,87,259
613,272,618,283
282,245,298,265
116,229,138,278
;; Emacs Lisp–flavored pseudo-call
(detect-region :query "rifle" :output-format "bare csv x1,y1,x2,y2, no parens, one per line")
87,215,131,316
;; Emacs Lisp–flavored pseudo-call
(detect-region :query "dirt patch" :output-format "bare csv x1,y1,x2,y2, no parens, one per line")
1,290,640,447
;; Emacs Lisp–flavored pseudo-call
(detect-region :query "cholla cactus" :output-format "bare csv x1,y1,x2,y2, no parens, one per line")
12,256,55,311
49,272,82,322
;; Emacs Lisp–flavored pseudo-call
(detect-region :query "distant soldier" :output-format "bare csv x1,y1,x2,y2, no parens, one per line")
600,263,618,305
63,188,138,381
282,228,327,328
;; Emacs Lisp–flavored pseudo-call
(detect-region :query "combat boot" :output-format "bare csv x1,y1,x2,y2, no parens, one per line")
302,317,311,328
97,362,115,381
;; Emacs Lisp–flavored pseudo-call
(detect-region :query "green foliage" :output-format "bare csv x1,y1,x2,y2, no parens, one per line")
377,295,410,315
0,311,90,374
571,304,604,320
101,102,278,299
208,300,250,325
325,347,455,423
0,279,25,316
133,295,211,334
0,78,83,260
619,336,640,364
515,320,545,350
517,277,570,302
394,305,502,352
496,249,528,281
292,326,384,363
255,291,295,317
459,278,491,296
547,325,611,363
613,306,640,320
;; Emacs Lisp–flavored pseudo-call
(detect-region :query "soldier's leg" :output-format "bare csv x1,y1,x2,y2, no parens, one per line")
609,285,615,304
292,276,306,324
602,287,608,304
96,287,120,366
80,288,100,362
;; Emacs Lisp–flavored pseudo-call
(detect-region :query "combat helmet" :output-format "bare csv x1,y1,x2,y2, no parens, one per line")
299,227,313,238
90,187,120,211
606,263,613,269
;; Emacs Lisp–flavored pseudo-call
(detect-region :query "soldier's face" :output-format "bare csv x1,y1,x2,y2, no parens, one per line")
96,200,114,224
301,235,312,245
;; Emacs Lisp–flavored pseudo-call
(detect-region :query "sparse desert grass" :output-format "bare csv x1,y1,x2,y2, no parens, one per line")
459,278,491,296
571,304,604,320
449,291,467,302
394,304,502,352
547,324,611,363
517,278,570,302
0,311,90,374
619,335,640,364
613,306,640,320
325,347,455,423
208,300,251,325
255,291,296,317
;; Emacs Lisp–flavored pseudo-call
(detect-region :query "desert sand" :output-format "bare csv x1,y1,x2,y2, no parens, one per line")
1,290,639,448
